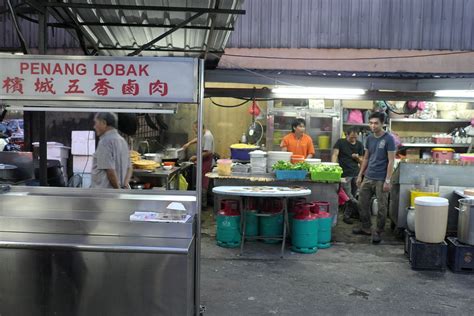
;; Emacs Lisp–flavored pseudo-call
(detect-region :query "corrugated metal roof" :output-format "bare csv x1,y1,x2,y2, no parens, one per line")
227,0,474,51
49,0,244,57
0,0,79,51
0,0,244,60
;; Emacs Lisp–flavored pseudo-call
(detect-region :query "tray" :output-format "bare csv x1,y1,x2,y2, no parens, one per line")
310,170,342,182
275,170,308,180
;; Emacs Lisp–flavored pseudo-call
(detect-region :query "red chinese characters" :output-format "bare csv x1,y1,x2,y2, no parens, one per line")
92,78,114,96
122,79,139,96
34,78,56,95
149,80,168,96
65,79,85,94
2,76,24,94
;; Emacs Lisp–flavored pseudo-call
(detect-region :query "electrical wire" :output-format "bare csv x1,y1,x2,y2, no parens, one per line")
222,51,474,61
208,97,250,108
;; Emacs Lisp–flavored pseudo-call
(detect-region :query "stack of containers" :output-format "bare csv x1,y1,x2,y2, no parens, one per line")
249,150,267,174
71,131,96,188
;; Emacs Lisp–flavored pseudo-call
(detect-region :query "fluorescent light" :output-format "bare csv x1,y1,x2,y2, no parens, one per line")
272,87,365,99
435,90,474,98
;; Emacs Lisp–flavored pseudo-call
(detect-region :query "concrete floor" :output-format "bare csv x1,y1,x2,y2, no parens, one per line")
199,210,474,316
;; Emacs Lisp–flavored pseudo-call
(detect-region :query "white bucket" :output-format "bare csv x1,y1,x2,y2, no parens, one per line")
414,196,449,243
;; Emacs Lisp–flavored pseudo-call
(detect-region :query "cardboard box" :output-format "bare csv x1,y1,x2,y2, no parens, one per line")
71,131,96,155
32,142,70,159
342,100,374,110
73,155,94,173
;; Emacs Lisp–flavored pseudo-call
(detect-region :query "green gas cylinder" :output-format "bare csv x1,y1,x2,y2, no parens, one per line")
291,206,318,254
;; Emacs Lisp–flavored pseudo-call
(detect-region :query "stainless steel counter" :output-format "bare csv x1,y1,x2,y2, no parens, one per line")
389,162,474,232
0,186,197,316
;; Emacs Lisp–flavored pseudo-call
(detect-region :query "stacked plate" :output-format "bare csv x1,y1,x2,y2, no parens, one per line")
267,151,292,173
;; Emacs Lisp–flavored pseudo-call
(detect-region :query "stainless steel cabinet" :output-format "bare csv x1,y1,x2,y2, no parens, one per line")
266,100,341,161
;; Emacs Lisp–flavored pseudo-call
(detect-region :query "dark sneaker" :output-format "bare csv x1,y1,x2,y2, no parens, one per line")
372,231,382,244
343,217,354,225
352,227,371,236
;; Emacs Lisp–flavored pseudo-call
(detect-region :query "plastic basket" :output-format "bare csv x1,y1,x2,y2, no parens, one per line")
275,170,308,180
310,170,342,182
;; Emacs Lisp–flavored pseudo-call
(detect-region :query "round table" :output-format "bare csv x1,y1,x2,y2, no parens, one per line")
212,186,311,258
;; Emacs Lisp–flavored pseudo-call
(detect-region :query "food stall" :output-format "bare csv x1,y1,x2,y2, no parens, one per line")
0,55,205,315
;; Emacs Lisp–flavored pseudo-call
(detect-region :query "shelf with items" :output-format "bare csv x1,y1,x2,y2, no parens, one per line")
390,119,471,123
400,143,470,148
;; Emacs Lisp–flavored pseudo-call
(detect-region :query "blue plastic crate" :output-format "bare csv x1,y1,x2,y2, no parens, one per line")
275,170,308,180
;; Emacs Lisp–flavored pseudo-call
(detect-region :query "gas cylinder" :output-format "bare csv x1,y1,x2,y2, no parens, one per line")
245,198,259,238
259,198,284,244
314,201,330,214
288,202,305,229
317,211,332,249
216,199,241,248
291,204,319,254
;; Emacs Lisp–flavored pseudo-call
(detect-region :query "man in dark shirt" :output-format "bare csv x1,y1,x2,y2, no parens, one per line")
332,127,364,224
353,112,396,244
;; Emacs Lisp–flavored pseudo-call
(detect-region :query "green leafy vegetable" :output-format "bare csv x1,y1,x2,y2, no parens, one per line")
310,164,343,173
272,161,312,171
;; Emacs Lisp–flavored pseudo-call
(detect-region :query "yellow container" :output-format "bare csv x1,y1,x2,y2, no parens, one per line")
410,190,440,207
217,159,232,176
318,135,330,149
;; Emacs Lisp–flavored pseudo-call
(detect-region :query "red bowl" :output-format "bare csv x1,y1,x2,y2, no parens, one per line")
163,161,175,167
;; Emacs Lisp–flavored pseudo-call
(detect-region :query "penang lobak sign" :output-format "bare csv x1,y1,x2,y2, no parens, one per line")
0,55,198,103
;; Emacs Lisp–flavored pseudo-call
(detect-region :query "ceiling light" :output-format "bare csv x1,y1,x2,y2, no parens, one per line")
272,87,366,99
435,90,474,98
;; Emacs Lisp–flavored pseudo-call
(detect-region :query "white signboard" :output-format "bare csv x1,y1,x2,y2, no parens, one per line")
0,55,198,103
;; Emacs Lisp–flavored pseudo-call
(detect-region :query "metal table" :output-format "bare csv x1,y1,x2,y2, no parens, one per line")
212,186,311,258
133,163,193,190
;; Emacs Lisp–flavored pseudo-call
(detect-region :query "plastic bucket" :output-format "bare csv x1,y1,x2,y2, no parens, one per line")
414,196,449,243
217,159,232,176
318,136,330,149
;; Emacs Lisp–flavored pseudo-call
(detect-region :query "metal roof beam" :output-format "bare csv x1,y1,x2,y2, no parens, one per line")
94,46,223,54
42,3,245,15
128,11,206,56
75,21,233,31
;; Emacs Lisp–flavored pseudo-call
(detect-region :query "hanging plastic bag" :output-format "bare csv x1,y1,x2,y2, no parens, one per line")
347,110,364,124
179,174,189,191
338,185,350,206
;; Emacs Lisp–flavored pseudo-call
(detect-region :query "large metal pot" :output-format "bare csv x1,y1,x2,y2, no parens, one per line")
457,198,474,245
164,148,184,160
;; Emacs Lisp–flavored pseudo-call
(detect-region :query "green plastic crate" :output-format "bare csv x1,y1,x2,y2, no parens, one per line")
310,170,342,182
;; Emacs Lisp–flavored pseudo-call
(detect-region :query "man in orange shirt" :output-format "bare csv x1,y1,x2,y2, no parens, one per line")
280,118,315,158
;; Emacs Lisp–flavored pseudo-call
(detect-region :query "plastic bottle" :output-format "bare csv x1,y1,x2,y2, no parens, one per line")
241,133,247,144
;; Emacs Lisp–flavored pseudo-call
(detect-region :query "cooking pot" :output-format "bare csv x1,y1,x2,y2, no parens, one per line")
457,198,474,245
0,164,18,180
144,153,162,163
164,148,184,160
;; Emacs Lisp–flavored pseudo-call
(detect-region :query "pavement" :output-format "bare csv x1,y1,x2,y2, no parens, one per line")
199,209,474,316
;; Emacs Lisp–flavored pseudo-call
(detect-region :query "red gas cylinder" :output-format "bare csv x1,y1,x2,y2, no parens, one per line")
289,197,307,210
314,201,330,213
293,204,318,220
317,211,331,218
305,202,317,214
263,198,283,213
219,199,240,216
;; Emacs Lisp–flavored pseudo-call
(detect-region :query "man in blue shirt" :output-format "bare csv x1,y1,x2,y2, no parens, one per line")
353,112,396,243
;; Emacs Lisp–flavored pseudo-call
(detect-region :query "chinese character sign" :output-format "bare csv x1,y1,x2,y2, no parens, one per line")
0,55,198,102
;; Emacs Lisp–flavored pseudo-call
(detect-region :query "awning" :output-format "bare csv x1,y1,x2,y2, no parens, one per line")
7,0,245,65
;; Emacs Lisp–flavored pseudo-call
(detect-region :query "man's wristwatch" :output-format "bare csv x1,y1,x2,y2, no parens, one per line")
385,179,391,184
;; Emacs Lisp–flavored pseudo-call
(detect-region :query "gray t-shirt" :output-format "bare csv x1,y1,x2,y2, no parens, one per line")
203,130,214,152
364,132,396,181
91,129,130,188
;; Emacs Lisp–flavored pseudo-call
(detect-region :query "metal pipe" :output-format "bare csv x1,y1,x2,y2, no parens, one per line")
6,0,30,54
42,3,246,15
38,9,48,186
128,12,206,56
194,59,205,316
